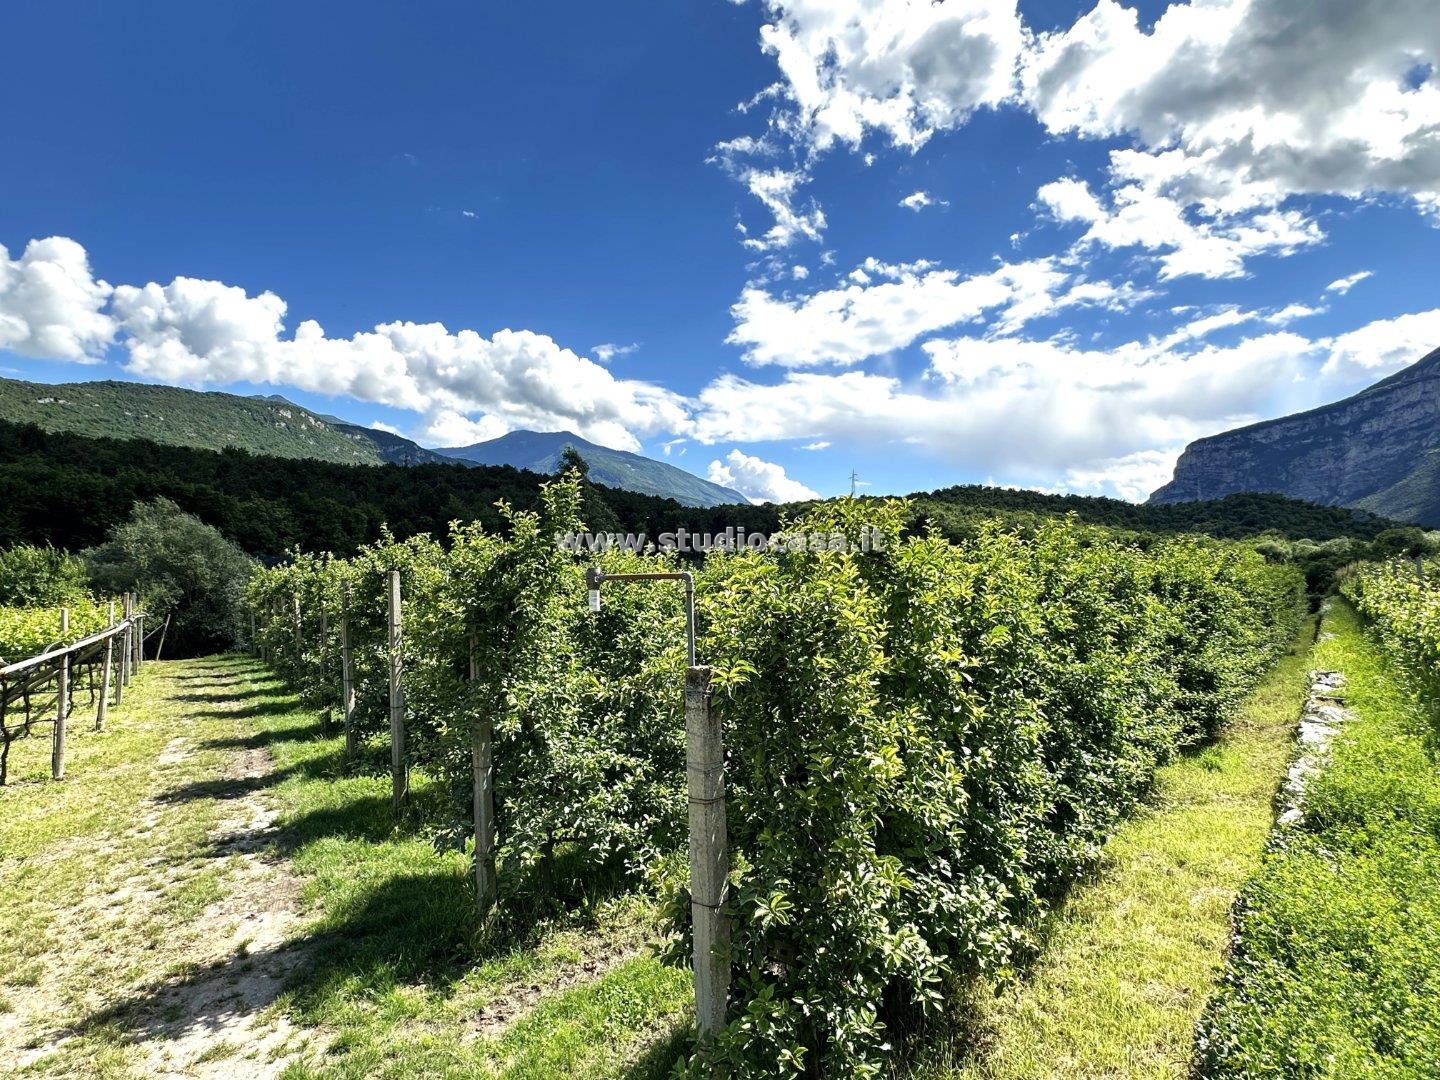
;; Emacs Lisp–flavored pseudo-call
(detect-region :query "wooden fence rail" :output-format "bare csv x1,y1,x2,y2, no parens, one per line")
0,605,147,786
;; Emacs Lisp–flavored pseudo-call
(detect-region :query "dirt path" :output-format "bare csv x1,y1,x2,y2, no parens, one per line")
0,657,326,1079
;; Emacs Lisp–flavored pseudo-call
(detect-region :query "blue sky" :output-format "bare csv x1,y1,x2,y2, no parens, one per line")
2,0,1438,503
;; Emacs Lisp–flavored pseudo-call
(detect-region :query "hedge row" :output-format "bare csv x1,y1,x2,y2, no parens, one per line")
1196,594,1440,1077
247,476,1304,1075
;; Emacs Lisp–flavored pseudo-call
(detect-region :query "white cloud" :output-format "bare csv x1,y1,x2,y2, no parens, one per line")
1267,303,1322,325
0,237,114,361
734,167,827,250
1037,167,1324,279
1022,0,1440,216
696,305,1440,498
1326,270,1374,294
1060,449,1181,503
791,265,809,280
592,342,639,362
728,256,1139,367
756,0,1026,151
706,448,819,503
899,190,946,211
415,409,509,447
801,440,830,450
107,269,686,452
1319,308,1440,380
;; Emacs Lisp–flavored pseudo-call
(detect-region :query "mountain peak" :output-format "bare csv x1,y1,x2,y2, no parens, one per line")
434,429,748,507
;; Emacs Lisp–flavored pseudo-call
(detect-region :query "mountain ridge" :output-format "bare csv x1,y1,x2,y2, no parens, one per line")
434,429,749,507
1150,345,1440,524
0,376,748,507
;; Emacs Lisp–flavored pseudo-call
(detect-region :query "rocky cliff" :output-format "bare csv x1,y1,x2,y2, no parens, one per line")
1150,345,1440,525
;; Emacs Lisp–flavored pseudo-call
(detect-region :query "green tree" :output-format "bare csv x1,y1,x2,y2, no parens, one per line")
85,498,256,656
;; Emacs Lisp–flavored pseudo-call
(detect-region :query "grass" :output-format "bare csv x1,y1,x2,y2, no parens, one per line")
898,616,1319,1080
1195,598,1440,1078
0,655,693,1078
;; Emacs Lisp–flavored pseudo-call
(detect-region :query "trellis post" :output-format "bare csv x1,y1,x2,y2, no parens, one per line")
340,583,356,757
292,593,303,679
469,633,496,913
318,604,329,731
97,600,115,730
121,594,133,688
249,610,257,656
388,570,408,811
51,608,70,780
686,664,729,1041
136,613,145,671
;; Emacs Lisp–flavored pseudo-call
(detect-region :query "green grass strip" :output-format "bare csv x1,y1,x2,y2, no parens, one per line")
1196,598,1440,1078
902,618,1317,1079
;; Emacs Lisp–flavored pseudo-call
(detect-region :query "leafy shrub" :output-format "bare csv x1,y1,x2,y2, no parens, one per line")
0,544,89,607
682,504,1301,1075
248,477,1303,1074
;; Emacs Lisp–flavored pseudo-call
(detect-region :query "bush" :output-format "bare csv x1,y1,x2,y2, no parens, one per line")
683,505,1301,1075
86,497,256,657
0,544,89,607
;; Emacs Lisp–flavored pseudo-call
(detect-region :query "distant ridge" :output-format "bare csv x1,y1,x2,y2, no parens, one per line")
434,429,749,508
1150,345,1440,525
0,376,748,507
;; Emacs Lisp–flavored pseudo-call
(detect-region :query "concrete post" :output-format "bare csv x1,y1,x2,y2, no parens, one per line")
97,601,115,730
685,665,729,1041
470,634,496,913
388,570,407,811
340,586,356,757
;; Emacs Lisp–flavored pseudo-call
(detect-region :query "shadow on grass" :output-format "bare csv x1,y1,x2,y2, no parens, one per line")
72,851,650,1071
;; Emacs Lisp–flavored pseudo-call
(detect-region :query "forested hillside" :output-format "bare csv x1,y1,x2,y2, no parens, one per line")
0,378,441,465
0,421,1400,559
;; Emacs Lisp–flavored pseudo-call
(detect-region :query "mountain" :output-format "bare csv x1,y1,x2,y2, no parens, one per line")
0,377,451,466
434,429,749,508
1150,345,1440,525
0,376,748,507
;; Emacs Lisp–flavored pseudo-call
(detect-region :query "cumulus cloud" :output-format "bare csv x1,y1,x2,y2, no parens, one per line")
899,190,946,211
106,270,688,452
756,0,1025,151
0,237,114,361
693,306,1440,498
1022,0,1440,216
728,255,1141,367
707,448,820,503
1319,308,1440,380
1036,166,1325,279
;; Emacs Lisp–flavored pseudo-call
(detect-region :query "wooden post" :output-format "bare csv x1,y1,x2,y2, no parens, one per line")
470,634,496,913
136,614,145,671
121,594,133,688
388,570,407,811
155,613,170,662
97,601,115,730
318,605,330,732
249,611,257,656
1414,554,1425,580
51,609,70,780
340,586,356,757
685,665,729,1041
